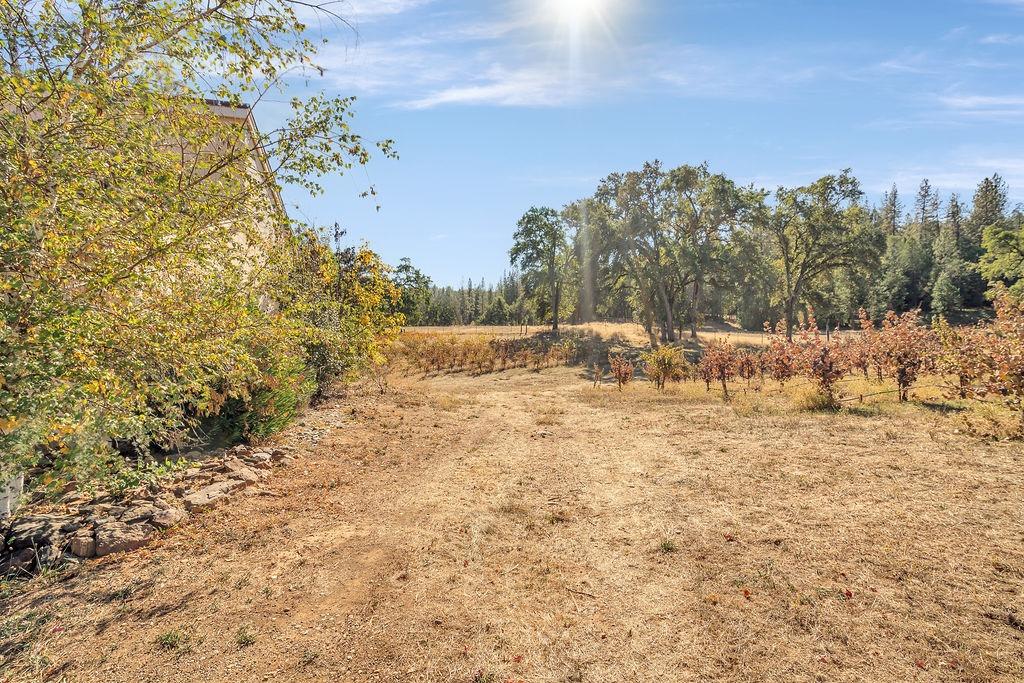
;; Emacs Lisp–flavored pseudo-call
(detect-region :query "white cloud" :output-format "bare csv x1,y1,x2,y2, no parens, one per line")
980,33,1024,44
649,45,828,99
402,65,585,109
877,50,938,74
941,94,1024,107
316,36,463,93
342,0,434,19
939,93,1024,120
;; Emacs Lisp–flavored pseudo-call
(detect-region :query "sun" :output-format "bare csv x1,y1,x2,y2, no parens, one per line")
549,0,607,27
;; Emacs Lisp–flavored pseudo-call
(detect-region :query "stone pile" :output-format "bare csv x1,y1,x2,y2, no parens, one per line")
1,445,298,576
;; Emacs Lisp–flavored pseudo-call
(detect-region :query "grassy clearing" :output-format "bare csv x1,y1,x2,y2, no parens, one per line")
1,338,1022,682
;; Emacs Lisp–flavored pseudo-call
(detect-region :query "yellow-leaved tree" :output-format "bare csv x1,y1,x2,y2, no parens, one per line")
1,0,399,485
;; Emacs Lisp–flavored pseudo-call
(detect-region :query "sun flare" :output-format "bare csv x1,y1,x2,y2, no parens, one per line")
549,0,608,27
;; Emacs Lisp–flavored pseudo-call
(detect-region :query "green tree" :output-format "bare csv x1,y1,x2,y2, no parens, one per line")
725,225,779,329
879,184,903,235
664,163,750,338
912,178,941,247
479,295,511,325
757,171,874,338
967,175,1009,260
392,258,433,326
931,269,961,318
981,209,1024,297
510,207,569,332
595,162,686,342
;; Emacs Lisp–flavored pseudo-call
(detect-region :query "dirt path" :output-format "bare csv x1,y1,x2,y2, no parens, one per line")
4,367,1024,682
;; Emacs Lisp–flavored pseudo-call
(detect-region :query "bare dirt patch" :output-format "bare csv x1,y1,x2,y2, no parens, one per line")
2,365,1023,682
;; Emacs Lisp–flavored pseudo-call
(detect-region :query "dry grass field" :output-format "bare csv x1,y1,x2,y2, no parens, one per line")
2,324,1023,682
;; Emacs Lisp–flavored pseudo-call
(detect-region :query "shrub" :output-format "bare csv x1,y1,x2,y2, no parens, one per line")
736,352,759,386
699,340,737,401
804,345,845,410
201,352,317,445
933,317,986,400
874,310,937,402
793,313,846,408
762,322,798,387
977,287,1024,435
857,309,885,381
841,316,872,379
0,0,397,488
609,354,635,391
697,359,714,391
641,346,690,391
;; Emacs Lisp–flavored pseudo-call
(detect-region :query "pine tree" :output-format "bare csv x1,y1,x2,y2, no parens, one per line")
930,205,966,318
913,179,941,246
947,193,965,246
880,184,903,235
966,175,1009,260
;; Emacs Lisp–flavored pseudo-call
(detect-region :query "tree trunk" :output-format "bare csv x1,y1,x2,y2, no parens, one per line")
784,298,796,340
644,312,658,347
690,280,701,338
658,285,677,343
552,280,561,333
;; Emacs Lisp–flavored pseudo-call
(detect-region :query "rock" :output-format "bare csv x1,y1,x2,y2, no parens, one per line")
150,507,187,530
249,452,272,463
36,543,66,567
95,522,156,557
236,468,261,483
5,514,72,550
182,470,214,484
60,553,82,567
182,479,248,511
60,492,93,507
221,459,261,483
69,533,96,558
2,547,36,575
120,503,158,525
249,456,273,471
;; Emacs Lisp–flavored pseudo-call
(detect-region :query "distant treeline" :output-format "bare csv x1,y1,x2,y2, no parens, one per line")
394,163,1023,338
392,265,540,327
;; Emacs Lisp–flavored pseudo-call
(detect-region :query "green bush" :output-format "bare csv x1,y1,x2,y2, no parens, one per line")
201,353,317,445
641,346,691,391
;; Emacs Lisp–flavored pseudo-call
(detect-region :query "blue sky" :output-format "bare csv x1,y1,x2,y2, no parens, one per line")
264,0,1024,285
